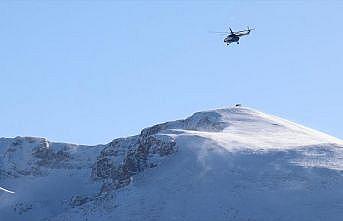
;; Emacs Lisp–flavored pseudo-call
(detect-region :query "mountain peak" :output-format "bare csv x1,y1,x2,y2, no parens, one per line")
142,105,342,149
1,105,343,221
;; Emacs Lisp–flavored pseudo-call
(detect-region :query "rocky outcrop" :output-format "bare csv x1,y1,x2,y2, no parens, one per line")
140,110,229,135
91,127,177,192
0,137,99,178
90,109,232,192
183,111,228,131
70,195,93,207
13,202,33,215
32,141,71,167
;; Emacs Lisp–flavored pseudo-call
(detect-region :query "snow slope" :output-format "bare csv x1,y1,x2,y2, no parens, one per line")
1,106,342,221
177,107,342,149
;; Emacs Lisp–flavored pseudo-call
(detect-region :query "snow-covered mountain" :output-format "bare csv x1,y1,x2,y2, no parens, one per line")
1,106,342,221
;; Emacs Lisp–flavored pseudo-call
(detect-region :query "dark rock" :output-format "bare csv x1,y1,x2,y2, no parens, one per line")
70,195,93,207
91,132,177,192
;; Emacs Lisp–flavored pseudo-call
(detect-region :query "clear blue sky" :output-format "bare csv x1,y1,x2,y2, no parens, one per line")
1,1,342,145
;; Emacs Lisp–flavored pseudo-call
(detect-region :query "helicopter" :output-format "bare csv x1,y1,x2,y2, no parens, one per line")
213,26,255,45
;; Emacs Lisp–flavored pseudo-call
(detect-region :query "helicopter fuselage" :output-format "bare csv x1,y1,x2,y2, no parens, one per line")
224,34,240,44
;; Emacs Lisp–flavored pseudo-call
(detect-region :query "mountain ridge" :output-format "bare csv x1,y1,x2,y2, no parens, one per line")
1,105,343,221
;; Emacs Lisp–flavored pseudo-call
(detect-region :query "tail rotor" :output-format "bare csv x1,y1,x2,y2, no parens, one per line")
247,26,255,33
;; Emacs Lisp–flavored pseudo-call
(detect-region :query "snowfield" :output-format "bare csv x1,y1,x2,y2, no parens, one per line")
1,106,343,221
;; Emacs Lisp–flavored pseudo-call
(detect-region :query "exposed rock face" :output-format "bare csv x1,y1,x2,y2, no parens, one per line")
183,111,228,131
0,137,99,178
1,109,223,193
0,137,49,177
70,195,93,208
32,140,71,167
13,202,33,215
90,109,229,190
139,110,229,135
91,127,177,191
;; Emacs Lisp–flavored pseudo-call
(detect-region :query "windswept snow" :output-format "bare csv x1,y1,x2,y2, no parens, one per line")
172,107,342,150
0,106,342,221
0,186,14,194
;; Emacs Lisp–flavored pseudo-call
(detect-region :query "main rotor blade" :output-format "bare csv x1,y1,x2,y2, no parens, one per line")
208,31,229,34
234,29,255,34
